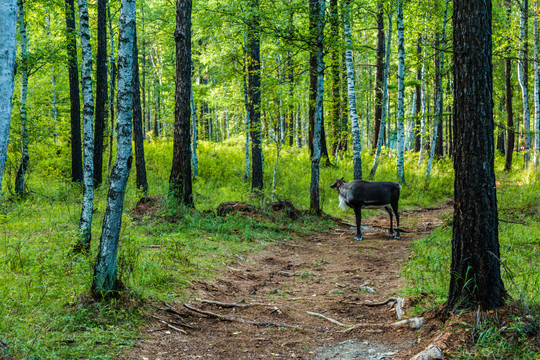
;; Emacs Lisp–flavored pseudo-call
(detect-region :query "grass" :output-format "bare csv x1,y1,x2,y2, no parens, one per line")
0,135,537,359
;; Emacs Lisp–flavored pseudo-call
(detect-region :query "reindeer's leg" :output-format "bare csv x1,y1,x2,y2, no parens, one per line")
392,200,400,239
385,205,395,237
353,207,363,241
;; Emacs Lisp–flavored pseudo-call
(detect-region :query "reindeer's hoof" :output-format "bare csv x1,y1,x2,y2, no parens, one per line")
388,232,395,238
394,234,401,240
354,235,363,241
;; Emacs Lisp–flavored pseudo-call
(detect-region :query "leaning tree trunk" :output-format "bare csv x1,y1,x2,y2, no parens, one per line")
94,0,107,188
370,11,393,179
14,0,29,197
169,0,193,206
65,0,82,184
92,0,135,298
344,0,362,180
309,0,325,215
0,0,18,199
132,22,149,194
448,0,506,312
396,0,406,184
248,0,263,190
518,0,531,166
75,0,95,253
426,0,449,181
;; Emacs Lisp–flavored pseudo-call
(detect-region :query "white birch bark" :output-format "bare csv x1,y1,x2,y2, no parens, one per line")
418,43,427,165
0,0,18,198
344,0,362,180
518,0,531,165
406,92,416,150
534,0,540,166
14,0,28,196
76,0,94,251
370,11,393,179
191,62,198,177
426,0,449,181
92,0,134,296
396,0,406,183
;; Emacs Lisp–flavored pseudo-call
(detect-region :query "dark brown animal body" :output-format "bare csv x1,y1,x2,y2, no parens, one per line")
330,178,401,241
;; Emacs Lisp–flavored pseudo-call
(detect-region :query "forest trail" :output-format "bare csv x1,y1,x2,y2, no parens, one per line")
126,205,454,360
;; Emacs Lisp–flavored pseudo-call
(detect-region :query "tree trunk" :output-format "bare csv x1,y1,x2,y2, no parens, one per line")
248,0,263,190
414,35,422,152
47,16,59,143
65,0,82,183
243,30,250,183
169,0,193,206
94,0,107,188
505,0,515,171
344,0,362,180
132,22,148,194
370,11,392,179
15,0,29,197
534,0,540,167
92,0,135,298
396,0,405,184
518,0,531,166
418,43,427,164
448,0,506,312
329,0,340,156
309,0,325,215
426,0,449,180
107,0,116,177
0,0,17,199
191,62,198,178
75,0,94,253
372,2,385,150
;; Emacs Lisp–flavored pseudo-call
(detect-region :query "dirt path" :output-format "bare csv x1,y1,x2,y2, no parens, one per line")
126,206,451,360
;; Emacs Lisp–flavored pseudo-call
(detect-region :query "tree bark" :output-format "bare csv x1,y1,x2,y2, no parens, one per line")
505,0,515,171
414,36,422,152
92,0,135,298
169,0,193,206
133,21,148,194
534,0,540,167
75,0,94,252
0,0,18,199
94,0,107,188
107,0,116,177
248,0,263,190
372,2,385,150
518,0,531,165
448,0,506,312
396,0,405,184
65,0,82,183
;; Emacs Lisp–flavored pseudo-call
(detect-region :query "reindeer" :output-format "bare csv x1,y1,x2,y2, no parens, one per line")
330,178,401,241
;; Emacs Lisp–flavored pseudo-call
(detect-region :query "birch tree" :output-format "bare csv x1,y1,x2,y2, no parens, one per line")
309,0,325,215
396,0,405,184
92,0,135,297
372,2,385,150
426,0,449,181
169,0,193,206
370,11,393,179
518,0,531,166
0,0,18,198
534,0,540,167
344,0,362,180
75,0,94,252
94,0,107,187
14,0,29,197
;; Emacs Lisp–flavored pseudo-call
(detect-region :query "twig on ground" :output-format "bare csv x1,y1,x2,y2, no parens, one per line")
149,315,188,334
498,218,526,225
183,303,303,330
303,310,351,327
364,297,397,306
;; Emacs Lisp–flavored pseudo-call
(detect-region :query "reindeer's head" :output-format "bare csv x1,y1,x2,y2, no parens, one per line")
330,177,345,190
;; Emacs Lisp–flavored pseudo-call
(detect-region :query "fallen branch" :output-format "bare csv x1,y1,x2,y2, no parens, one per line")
498,218,526,225
364,297,397,307
183,303,303,330
149,315,187,334
303,310,351,327
197,298,255,308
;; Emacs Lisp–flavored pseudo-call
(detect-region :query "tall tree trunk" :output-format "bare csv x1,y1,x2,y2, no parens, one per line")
370,11,392,179
15,0,29,197
344,0,362,180
94,0,107,188
75,0,94,252
426,0,449,181
329,0,340,157
243,30,250,183
169,0,193,206
92,0,135,298
47,16,59,143
414,35,422,152
191,62,198,178
309,0,325,215
0,0,18,199
534,0,540,167
248,0,263,190
107,0,116,177
448,0,506,311
132,22,148,194
418,44,427,164
518,0,531,166
372,2,385,150
65,0,82,183
504,0,514,171
396,0,406,184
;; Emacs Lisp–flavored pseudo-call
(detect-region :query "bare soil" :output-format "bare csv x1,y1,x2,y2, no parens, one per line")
125,205,458,360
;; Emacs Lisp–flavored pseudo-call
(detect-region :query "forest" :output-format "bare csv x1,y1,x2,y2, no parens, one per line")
0,0,539,358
